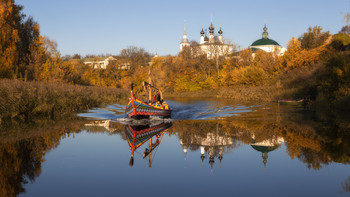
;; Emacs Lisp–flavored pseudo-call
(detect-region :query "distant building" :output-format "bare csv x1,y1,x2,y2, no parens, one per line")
180,17,233,59
249,23,286,56
117,63,131,70
84,56,117,69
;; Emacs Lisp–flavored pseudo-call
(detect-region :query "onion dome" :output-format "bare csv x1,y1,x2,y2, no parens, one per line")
218,27,223,35
209,23,214,34
200,28,205,35
204,36,209,42
262,24,268,39
250,24,280,47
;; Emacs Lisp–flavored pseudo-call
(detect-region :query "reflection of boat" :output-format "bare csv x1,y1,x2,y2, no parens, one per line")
125,82,172,119
125,121,172,167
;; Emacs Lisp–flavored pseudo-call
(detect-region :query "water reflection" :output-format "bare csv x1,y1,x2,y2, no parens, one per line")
250,136,284,170
173,120,284,176
124,121,172,167
0,118,85,196
178,122,232,175
1,102,350,196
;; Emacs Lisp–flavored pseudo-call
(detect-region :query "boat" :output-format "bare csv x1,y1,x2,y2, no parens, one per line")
125,121,172,166
278,98,305,105
125,81,172,119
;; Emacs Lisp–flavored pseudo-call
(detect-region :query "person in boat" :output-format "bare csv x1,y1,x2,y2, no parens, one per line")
154,90,162,104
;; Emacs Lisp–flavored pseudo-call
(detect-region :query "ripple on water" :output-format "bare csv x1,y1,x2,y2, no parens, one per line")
78,99,257,121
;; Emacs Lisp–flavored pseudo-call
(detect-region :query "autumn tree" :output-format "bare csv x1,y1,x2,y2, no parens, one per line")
340,11,350,34
120,46,151,69
0,0,51,80
72,53,81,59
253,50,279,75
339,25,350,34
205,38,233,77
280,37,302,69
237,49,253,68
0,0,22,78
298,26,330,50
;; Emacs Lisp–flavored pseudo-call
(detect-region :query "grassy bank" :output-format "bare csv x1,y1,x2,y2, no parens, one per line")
166,85,304,103
0,79,128,123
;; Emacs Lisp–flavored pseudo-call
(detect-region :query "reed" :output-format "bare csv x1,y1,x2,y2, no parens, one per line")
0,79,128,123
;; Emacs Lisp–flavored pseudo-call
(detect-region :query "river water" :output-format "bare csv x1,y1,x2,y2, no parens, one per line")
1,97,350,197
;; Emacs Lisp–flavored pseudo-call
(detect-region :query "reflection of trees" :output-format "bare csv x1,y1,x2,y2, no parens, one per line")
221,105,350,170
170,105,350,171
279,109,350,170
341,176,350,193
0,118,85,196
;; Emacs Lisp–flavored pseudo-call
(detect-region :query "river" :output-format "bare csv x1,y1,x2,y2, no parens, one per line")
1,97,350,197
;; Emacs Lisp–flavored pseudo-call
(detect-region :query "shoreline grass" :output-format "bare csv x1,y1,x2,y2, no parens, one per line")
0,79,128,124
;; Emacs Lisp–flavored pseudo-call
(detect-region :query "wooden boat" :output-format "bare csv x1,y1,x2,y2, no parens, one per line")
278,98,305,105
125,121,172,167
125,81,172,119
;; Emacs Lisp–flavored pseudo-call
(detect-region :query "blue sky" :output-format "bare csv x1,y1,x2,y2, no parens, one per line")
16,0,349,56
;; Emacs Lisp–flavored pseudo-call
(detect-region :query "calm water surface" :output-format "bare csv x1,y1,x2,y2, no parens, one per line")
1,98,350,197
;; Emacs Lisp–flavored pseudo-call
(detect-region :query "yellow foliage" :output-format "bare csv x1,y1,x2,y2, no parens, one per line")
281,37,326,70
237,49,253,67
229,65,267,86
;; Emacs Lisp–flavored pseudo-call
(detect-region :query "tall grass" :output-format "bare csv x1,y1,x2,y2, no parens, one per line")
0,79,128,123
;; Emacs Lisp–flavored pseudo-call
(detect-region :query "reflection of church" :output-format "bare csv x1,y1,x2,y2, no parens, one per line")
84,120,118,133
180,130,232,175
250,134,284,170
178,125,285,173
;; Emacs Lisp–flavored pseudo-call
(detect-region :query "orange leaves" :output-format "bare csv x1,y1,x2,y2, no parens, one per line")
281,37,326,70
228,65,267,86
284,130,321,159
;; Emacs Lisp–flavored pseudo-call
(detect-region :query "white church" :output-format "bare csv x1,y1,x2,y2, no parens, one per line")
180,19,286,57
180,17,233,59
249,23,286,56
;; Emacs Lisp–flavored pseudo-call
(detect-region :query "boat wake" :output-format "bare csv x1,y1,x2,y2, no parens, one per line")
78,99,258,122
115,117,172,125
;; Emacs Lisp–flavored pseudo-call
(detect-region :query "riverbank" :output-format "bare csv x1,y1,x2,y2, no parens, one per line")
165,84,350,113
0,79,128,124
165,85,300,103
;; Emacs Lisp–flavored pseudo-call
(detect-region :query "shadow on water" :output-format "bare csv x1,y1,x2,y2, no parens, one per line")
1,98,350,196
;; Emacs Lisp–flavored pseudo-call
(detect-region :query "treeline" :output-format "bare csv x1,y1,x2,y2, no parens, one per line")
1,0,350,109
0,0,152,88
78,25,349,108
148,25,349,108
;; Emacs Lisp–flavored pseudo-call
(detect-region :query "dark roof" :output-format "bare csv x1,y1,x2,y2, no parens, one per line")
251,145,279,153
218,27,223,34
250,48,260,52
251,38,280,46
